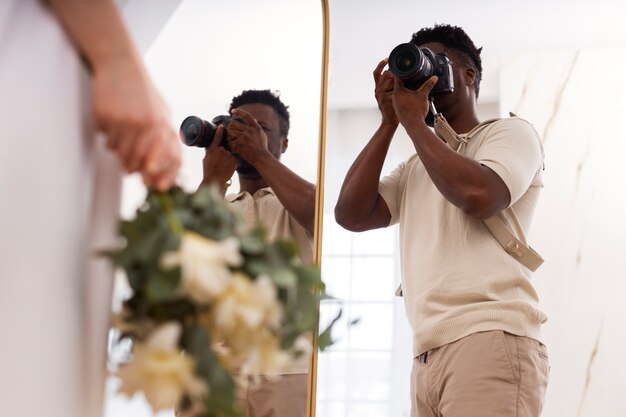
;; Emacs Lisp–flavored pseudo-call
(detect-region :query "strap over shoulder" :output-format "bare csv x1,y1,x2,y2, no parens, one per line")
435,109,544,271
394,109,544,297
483,209,544,271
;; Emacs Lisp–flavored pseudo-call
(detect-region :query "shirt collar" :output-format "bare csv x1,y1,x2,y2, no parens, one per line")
225,186,275,203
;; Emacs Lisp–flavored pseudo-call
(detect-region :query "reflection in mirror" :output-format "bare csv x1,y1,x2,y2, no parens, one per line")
105,0,323,416
317,1,626,416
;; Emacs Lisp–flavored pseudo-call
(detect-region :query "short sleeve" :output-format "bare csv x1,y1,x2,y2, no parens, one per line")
378,160,408,226
474,118,544,206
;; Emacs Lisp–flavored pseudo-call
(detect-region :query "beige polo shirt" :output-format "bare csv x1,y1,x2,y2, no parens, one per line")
226,187,313,374
226,187,313,264
379,117,547,357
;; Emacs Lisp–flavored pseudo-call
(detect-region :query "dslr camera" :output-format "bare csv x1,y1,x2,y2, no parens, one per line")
179,115,243,150
388,43,454,95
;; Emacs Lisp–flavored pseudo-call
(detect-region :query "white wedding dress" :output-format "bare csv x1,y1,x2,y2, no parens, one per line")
0,1,121,416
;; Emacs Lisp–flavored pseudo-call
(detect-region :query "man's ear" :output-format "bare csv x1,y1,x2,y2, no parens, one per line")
281,137,288,153
464,66,476,88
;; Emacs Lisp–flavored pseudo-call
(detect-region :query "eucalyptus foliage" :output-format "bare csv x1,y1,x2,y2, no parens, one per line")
107,185,335,417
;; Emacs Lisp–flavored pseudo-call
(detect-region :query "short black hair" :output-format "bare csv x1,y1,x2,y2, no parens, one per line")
411,24,483,98
229,89,290,136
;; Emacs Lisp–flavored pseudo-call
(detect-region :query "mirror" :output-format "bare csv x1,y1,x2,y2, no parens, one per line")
317,1,626,417
106,0,327,416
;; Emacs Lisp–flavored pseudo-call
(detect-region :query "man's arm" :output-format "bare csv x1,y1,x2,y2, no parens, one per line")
335,59,399,232
47,0,181,191
228,109,315,235
391,76,510,219
199,125,237,196
247,152,316,235
334,123,395,232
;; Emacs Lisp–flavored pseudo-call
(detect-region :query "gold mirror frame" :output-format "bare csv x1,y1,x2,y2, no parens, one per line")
308,1,329,416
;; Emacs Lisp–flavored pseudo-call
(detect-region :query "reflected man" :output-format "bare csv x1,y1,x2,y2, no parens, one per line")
200,89,314,417
335,24,549,417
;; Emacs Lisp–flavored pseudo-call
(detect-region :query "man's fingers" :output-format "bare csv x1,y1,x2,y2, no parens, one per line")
418,75,439,95
230,108,256,127
227,136,239,154
373,58,389,83
380,71,395,91
392,75,438,96
392,75,403,91
209,124,225,149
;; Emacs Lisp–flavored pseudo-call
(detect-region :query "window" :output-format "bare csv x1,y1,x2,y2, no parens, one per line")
317,215,412,417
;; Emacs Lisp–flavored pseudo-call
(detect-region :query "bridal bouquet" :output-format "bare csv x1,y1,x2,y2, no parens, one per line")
106,185,335,417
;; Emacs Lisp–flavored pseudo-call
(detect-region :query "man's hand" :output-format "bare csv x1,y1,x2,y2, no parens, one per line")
374,58,399,126
226,108,271,165
391,75,438,129
201,125,236,193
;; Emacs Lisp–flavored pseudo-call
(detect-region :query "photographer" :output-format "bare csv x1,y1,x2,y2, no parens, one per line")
334,24,549,417
198,89,314,416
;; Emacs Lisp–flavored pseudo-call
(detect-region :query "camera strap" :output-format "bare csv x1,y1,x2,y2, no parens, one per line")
431,102,544,272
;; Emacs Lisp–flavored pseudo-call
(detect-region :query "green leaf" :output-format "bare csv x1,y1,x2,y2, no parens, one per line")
269,267,298,288
145,267,181,302
124,261,149,292
295,264,324,287
272,240,299,259
181,325,242,417
294,295,317,330
318,309,343,351
318,290,336,301
243,258,269,277
239,232,265,255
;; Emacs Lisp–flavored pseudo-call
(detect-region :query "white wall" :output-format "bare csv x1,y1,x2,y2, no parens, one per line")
500,46,626,417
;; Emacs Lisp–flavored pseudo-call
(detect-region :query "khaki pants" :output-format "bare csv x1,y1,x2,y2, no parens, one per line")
411,330,549,417
237,373,308,417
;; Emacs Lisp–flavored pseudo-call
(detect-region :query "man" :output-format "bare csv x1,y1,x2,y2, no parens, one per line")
199,89,314,417
334,24,549,417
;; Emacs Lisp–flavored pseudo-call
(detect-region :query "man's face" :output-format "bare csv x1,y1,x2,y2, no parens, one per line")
233,102,287,176
419,41,466,116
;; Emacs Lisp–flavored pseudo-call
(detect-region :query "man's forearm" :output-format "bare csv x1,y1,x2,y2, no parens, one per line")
252,155,316,235
334,122,396,230
404,121,510,219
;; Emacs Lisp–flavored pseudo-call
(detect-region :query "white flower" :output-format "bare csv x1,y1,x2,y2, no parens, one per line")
209,273,287,374
117,322,207,412
160,232,242,303
293,334,312,356
213,273,282,333
238,332,291,376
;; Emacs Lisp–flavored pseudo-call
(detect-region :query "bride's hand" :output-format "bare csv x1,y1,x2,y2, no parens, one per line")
91,53,181,191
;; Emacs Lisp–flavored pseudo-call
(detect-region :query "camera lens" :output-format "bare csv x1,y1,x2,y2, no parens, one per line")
394,50,417,73
186,123,199,137
180,115,215,147
389,43,434,90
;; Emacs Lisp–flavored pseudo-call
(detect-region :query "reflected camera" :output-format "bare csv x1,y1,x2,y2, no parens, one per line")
388,43,454,95
179,115,241,149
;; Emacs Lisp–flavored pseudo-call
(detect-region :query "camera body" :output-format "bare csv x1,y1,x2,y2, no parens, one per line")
179,114,241,149
388,43,454,95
